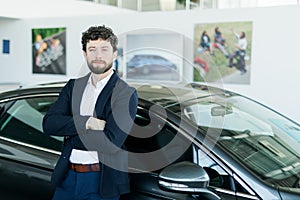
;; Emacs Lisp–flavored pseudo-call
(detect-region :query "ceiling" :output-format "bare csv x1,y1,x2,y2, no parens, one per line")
0,0,135,19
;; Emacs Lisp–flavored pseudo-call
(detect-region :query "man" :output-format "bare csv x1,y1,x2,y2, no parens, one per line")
43,25,138,200
228,30,248,74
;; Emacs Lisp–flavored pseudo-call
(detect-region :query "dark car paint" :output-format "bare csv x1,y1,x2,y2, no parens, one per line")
0,82,299,199
0,157,54,199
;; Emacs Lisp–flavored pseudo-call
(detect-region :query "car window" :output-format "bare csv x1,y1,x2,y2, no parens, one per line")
197,148,255,199
0,96,62,152
129,108,256,199
182,94,300,189
126,110,193,172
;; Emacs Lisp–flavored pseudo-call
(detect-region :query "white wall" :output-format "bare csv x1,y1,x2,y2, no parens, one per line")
1,5,300,123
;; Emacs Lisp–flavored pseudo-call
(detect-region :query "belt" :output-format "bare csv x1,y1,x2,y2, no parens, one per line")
69,163,101,173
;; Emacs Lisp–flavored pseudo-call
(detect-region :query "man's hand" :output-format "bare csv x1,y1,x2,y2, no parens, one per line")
86,117,106,130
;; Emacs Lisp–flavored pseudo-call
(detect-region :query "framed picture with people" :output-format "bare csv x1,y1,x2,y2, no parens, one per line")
194,21,253,84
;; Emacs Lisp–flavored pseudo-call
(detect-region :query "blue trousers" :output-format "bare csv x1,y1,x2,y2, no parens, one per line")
52,170,119,200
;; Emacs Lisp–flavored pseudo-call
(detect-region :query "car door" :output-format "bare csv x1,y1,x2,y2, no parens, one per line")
122,107,261,200
122,107,197,200
122,105,229,200
0,95,61,199
195,146,260,200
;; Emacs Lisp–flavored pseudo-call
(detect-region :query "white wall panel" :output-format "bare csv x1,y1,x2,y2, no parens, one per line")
0,5,300,123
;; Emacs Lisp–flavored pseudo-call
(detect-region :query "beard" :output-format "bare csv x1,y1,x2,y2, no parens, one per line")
87,59,113,74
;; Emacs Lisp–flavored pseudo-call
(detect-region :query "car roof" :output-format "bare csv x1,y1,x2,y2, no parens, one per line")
0,80,232,108
0,81,66,100
129,82,231,107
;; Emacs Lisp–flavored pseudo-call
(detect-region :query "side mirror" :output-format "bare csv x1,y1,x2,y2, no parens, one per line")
203,167,224,187
158,161,220,200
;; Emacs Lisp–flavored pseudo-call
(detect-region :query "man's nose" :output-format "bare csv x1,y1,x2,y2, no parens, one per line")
95,49,103,58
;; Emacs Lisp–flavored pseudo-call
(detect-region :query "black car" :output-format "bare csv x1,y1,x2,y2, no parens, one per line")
0,81,300,199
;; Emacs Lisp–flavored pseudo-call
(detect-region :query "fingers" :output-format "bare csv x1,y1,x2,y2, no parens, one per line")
86,117,106,131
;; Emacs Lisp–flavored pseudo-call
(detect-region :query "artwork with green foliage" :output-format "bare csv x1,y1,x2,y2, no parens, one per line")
32,27,66,75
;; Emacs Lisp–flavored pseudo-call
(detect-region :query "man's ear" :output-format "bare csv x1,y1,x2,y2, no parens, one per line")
83,51,87,59
113,50,118,61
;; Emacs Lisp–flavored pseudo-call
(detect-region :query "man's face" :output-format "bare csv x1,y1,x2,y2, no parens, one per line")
84,38,117,74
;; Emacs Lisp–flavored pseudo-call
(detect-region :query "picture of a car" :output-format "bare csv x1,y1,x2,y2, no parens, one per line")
0,81,299,199
127,54,177,74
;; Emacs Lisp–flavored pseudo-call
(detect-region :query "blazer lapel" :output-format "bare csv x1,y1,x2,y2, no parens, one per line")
72,73,90,116
94,71,119,118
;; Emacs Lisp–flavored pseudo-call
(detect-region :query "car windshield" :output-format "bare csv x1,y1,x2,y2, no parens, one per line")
182,93,300,189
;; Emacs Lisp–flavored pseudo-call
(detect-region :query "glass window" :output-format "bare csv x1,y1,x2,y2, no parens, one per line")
182,94,300,189
0,96,62,152
197,148,253,197
126,110,193,172
122,0,138,10
142,0,160,11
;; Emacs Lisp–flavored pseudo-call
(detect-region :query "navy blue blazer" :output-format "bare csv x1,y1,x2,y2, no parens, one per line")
43,71,138,198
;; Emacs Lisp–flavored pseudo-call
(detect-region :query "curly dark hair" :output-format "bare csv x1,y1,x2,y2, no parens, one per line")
81,25,118,52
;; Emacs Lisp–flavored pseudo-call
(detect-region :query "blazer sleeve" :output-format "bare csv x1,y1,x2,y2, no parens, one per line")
79,82,138,154
42,79,89,136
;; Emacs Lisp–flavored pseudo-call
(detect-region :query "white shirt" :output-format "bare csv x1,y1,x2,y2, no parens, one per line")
235,32,247,51
238,37,247,51
69,70,114,164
